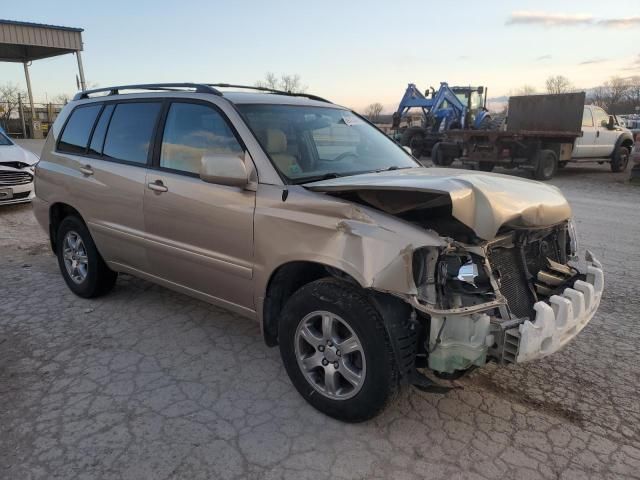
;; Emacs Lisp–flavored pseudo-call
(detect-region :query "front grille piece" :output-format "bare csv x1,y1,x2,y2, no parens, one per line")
0,171,33,186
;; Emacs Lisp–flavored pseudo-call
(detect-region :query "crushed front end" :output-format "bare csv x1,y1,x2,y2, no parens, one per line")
410,220,604,374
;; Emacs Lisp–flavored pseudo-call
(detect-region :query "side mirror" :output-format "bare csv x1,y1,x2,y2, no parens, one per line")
200,151,249,187
402,146,413,155
607,115,615,130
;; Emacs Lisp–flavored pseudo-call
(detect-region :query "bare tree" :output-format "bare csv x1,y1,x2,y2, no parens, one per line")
364,103,384,122
590,76,631,112
255,72,279,90
255,72,307,93
626,76,640,110
0,83,26,131
545,75,573,94
51,93,71,105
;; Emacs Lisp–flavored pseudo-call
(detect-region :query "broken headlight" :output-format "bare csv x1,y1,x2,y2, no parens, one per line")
437,253,491,294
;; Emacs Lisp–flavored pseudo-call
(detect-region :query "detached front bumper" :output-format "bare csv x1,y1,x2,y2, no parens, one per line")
507,251,604,363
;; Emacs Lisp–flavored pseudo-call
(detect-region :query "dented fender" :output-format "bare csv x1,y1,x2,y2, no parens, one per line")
253,184,447,322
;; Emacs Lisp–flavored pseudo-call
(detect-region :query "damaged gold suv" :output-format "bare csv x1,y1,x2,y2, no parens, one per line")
34,83,604,422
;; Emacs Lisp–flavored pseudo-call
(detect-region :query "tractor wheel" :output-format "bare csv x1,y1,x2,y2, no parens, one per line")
401,127,426,158
431,142,455,166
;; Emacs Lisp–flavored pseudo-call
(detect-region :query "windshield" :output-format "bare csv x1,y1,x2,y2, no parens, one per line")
0,132,12,146
237,104,419,183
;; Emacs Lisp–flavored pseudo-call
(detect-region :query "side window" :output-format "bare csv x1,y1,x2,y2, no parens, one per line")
103,102,162,164
593,108,609,128
160,102,243,175
58,104,102,154
88,104,115,155
582,108,593,128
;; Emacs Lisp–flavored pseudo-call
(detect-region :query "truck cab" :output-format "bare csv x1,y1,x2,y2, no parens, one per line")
572,105,634,172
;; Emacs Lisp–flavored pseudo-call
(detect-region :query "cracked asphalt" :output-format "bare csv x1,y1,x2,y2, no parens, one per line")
1,147,639,478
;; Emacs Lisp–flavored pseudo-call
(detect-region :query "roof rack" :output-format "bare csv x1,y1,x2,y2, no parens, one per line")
73,83,222,100
208,84,332,104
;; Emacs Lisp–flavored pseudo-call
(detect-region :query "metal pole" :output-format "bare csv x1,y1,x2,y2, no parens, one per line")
76,51,87,91
23,61,37,139
18,93,26,138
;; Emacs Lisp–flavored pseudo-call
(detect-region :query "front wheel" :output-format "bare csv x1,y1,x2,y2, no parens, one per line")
278,278,398,422
611,146,630,172
533,149,558,180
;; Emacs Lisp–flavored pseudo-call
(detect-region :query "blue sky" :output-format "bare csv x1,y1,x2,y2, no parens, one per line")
1,0,639,111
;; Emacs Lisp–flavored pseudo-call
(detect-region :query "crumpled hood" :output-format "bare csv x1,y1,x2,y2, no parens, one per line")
305,167,572,240
0,144,39,166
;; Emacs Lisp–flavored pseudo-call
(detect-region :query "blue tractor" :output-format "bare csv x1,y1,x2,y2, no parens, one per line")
392,82,494,160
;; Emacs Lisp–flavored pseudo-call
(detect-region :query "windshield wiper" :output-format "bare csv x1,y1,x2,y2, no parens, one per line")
375,165,412,173
291,172,346,185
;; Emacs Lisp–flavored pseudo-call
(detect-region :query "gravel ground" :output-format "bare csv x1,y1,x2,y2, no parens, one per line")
1,144,639,479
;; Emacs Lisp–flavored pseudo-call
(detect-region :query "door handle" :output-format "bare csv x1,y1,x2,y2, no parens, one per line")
79,165,94,176
147,180,168,193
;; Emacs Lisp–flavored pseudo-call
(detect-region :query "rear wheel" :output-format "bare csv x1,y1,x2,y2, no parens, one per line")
56,216,117,298
533,149,558,181
278,278,398,422
611,146,630,172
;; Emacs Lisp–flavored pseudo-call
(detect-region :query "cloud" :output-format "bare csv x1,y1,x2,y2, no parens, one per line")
536,54,552,61
597,17,640,29
579,58,606,65
506,11,593,26
507,11,640,29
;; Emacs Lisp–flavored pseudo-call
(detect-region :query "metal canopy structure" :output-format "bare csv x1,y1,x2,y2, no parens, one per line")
0,19,86,138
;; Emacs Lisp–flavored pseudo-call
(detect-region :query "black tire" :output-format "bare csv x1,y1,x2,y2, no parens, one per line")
611,146,630,172
478,162,495,172
533,149,558,181
400,127,426,158
56,216,117,298
432,142,455,167
278,278,398,422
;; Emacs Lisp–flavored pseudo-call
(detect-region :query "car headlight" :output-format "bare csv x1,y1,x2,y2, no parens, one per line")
437,253,491,294
567,218,578,259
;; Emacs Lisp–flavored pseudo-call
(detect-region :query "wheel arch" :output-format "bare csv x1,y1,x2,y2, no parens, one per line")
48,202,84,254
612,132,634,158
262,261,364,346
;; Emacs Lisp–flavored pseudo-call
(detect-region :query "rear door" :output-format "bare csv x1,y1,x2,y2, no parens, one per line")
55,100,162,271
143,99,256,313
573,107,597,157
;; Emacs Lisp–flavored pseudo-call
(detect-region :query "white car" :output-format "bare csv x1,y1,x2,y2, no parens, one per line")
0,129,39,205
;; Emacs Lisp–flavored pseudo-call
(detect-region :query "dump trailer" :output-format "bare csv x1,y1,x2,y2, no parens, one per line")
435,92,585,180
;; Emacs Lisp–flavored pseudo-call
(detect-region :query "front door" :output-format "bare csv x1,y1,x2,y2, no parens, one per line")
592,107,618,157
573,107,597,158
143,100,256,312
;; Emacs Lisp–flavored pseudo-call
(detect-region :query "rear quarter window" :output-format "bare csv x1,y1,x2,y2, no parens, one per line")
58,104,102,154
